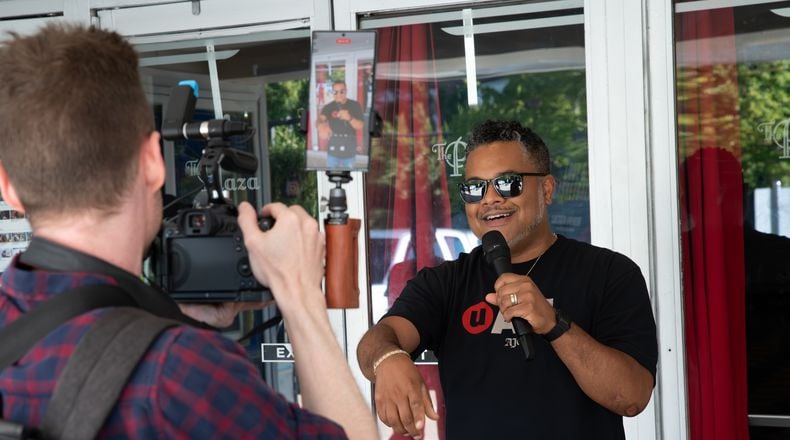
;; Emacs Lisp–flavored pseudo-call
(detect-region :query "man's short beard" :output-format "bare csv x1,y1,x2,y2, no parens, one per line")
508,185,546,248
526,188,546,234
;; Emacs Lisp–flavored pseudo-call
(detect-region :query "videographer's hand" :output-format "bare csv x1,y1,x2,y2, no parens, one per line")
237,202,378,440
178,301,272,329
237,201,325,317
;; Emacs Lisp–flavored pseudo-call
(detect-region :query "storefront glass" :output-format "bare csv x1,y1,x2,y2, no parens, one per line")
361,3,588,437
137,31,314,402
674,1,790,438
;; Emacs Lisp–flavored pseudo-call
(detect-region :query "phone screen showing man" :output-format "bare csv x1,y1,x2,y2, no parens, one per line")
306,31,377,171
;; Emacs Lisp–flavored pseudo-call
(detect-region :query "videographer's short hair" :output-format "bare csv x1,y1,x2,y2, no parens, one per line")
0,24,153,223
468,120,551,174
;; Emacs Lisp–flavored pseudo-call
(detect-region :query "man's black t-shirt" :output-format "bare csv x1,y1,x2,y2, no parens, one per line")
385,234,657,439
320,99,364,158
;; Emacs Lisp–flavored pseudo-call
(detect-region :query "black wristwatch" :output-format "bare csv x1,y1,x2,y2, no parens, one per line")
543,308,572,342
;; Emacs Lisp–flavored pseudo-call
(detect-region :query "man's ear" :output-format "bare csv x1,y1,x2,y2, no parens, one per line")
542,174,556,205
140,131,165,193
0,161,26,213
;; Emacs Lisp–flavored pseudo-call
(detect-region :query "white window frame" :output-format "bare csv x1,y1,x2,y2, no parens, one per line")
585,0,686,438
0,1,687,437
337,1,686,439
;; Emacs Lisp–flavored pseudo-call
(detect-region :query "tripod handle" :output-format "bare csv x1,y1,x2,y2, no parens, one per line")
324,218,361,308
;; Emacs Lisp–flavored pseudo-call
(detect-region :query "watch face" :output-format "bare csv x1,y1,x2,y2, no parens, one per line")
545,309,571,342
557,310,571,327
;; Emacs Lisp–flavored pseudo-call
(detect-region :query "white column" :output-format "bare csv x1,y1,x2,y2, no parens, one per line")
585,0,686,438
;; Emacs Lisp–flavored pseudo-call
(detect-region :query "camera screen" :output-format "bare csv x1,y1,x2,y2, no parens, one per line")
306,30,377,172
166,235,270,302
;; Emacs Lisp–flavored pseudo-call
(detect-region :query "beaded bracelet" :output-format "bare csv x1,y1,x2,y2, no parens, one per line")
372,349,410,375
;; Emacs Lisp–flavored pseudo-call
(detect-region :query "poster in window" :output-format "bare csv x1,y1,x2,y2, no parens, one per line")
0,198,32,273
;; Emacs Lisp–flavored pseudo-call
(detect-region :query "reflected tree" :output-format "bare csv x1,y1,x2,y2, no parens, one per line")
266,79,318,218
738,60,790,189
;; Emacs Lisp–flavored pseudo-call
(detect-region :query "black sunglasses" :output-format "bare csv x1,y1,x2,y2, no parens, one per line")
458,172,547,204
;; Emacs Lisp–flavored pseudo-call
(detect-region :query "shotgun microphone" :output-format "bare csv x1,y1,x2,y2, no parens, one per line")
482,230,535,360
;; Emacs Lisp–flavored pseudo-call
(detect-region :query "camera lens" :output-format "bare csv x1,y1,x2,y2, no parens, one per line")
189,213,206,229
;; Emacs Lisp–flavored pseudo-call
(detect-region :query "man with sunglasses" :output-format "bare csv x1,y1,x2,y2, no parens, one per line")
317,81,364,169
357,120,657,439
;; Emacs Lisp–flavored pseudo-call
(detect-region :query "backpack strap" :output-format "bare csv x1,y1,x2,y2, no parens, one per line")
0,284,136,371
40,307,179,440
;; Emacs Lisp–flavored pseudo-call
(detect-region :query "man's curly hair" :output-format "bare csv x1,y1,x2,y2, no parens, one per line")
467,120,551,174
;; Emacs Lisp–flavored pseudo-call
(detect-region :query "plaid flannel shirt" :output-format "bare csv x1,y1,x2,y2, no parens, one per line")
0,255,347,439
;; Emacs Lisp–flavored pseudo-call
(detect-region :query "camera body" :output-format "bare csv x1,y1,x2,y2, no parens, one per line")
156,204,273,302
152,81,272,302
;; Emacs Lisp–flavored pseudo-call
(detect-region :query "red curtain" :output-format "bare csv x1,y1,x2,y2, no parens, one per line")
368,24,452,439
312,68,327,151
676,8,749,440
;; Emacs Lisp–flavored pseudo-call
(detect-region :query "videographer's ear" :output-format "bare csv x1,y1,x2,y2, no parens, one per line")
0,160,25,214
140,131,165,192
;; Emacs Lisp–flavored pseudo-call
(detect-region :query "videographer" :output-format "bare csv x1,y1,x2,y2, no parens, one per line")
0,24,377,439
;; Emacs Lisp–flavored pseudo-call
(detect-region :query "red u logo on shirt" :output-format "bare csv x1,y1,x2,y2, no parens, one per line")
461,301,494,334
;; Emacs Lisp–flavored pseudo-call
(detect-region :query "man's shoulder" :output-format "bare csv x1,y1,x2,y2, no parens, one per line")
551,236,647,297
405,247,484,289
19,307,216,356
122,315,251,396
421,246,483,271
556,235,639,268
137,315,348,439
154,319,242,355
8,304,239,376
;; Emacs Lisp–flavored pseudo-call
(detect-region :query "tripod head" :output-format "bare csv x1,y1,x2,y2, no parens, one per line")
326,170,352,225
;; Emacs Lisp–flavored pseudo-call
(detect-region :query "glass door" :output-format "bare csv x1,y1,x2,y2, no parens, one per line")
674,1,790,438
133,29,315,402
361,2,588,437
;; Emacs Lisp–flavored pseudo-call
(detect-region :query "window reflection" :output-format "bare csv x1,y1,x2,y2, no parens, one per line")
138,31,313,404
675,1,790,437
366,5,589,321
363,4,588,438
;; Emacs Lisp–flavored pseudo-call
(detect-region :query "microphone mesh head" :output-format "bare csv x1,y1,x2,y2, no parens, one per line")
481,230,510,264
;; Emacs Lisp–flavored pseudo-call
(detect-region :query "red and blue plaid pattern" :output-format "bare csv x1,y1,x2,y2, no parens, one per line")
0,258,346,439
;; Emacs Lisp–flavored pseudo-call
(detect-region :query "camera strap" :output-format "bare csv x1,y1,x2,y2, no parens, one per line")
0,284,135,370
17,237,209,328
41,307,179,440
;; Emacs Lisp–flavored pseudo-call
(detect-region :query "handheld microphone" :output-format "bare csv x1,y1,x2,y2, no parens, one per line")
482,230,535,360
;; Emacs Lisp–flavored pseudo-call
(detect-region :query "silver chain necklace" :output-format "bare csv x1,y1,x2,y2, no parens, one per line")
524,233,557,277
525,253,542,277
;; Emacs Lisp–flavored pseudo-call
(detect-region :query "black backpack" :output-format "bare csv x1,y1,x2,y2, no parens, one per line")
0,285,179,440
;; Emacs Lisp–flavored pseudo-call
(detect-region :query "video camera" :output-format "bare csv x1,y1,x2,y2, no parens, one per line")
151,81,273,302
